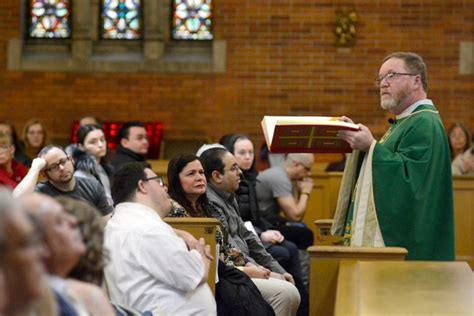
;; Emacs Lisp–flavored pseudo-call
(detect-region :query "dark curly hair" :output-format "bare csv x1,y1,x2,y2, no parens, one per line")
55,196,108,285
167,154,211,216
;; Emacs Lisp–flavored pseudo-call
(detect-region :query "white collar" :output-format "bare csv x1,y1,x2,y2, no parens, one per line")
396,99,433,119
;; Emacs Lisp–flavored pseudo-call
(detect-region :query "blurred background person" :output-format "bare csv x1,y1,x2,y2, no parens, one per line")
447,123,471,161
23,119,48,163
0,189,48,316
22,193,115,316
0,120,30,166
79,115,101,127
0,131,28,189
56,196,108,286
447,123,474,176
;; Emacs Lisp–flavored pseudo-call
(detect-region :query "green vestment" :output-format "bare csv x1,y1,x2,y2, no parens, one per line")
333,104,455,261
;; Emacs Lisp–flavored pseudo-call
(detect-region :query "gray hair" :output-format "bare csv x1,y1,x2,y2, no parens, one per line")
286,153,314,167
383,52,428,92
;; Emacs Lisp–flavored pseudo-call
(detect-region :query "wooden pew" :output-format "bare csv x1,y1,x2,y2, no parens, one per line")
150,160,474,268
314,219,342,246
164,217,219,294
335,260,473,316
305,172,474,269
308,245,408,316
452,175,474,268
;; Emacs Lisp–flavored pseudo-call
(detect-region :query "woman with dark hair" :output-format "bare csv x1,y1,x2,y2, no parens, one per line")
167,154,274,316
448,123,474,176
223,134,308,316
0,121,31,167
73,124,114,205
447,123,471,161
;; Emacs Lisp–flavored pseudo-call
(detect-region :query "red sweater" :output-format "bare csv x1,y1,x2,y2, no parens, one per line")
0,161,28,189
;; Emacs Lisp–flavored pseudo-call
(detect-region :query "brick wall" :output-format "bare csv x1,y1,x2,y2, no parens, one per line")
0,1,473,152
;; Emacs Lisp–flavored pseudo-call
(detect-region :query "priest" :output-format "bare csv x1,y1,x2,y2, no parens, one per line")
333,52,454,261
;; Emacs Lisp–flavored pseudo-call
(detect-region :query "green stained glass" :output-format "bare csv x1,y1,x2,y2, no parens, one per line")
172,0,213,40
28,0,71,38
101,0,142,39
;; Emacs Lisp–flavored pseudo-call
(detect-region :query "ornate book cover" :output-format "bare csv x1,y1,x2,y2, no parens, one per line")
261,116,359,153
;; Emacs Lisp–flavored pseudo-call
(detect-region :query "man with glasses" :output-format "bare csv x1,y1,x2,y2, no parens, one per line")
334,52,454,261
105,162,216,315
200,147,301,316
13,145,113,216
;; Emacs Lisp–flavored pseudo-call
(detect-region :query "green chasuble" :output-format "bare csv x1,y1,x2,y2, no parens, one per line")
332,104,455,261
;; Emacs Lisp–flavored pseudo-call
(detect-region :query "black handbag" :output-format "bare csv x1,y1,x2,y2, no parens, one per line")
215,262,275,316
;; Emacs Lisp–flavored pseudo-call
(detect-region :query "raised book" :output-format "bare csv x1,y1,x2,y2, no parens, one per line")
261,116,359,153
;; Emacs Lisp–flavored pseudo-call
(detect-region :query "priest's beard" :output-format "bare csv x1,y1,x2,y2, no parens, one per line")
380,89,409,111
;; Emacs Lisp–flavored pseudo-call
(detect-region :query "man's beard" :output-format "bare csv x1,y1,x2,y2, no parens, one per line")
380,97,397,110
380,89,408,111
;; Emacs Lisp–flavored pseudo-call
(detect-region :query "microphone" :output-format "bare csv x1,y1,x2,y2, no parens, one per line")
388,118,397,125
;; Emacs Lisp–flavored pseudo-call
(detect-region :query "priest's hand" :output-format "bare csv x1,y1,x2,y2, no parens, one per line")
337,124,375,152
337,116,355,124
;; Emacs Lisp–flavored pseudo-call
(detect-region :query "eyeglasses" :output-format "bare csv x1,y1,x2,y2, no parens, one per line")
224,164,241,173
374,72,418,87
144,176,165,187
44,156,71,173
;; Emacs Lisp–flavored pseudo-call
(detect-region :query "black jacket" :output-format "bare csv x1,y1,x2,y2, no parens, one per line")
111,145,147,171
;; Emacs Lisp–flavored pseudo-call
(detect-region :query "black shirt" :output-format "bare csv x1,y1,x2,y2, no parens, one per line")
35,176,113,215
111,145,147,171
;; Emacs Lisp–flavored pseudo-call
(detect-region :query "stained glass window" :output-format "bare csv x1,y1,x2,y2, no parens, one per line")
28,0,71,38
101,0,142,40
172,0,213,40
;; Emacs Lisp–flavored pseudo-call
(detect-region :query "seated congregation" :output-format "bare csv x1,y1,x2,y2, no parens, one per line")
1,107,473,315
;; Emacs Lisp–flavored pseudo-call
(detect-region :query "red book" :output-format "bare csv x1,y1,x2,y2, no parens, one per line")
261,116,359,153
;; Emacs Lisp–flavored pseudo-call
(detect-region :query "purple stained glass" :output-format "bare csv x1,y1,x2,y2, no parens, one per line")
29,0,71,38
101,0,142,40
172,0,213,40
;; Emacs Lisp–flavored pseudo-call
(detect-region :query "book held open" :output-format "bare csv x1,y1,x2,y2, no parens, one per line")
261,116,359,153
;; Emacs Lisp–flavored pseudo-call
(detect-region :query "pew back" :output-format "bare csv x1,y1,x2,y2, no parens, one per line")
308,245,407,316
335,260,473,316
164,217,219,294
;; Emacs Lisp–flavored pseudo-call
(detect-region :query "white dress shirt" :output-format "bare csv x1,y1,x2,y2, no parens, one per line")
104,202,216,315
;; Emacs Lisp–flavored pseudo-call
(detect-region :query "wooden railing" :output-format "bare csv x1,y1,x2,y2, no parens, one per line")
335,260,473,316
307,246,407,316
